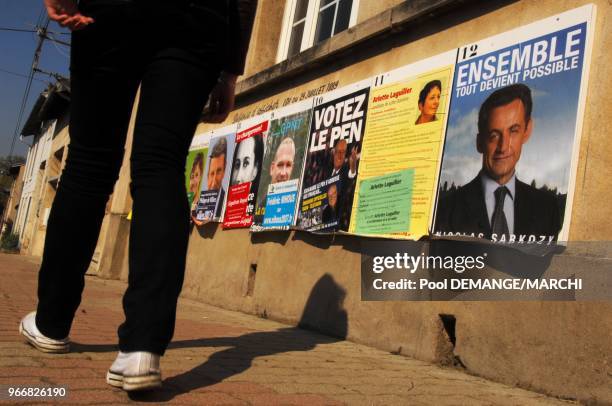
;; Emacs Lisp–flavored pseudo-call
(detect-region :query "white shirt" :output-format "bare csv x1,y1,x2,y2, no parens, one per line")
332,167,356,179
481,172,515,235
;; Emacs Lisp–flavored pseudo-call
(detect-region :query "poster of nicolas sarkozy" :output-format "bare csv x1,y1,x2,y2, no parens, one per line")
434,5,595,244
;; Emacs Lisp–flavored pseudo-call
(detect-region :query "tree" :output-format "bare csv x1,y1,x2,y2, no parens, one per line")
0,155,26,174
0,155,26,208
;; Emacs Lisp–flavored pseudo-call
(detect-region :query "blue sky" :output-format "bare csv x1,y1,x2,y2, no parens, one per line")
440,24,586,194
0,1,71,158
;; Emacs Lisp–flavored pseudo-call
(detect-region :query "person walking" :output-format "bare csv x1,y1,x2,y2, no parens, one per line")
19,0,257,391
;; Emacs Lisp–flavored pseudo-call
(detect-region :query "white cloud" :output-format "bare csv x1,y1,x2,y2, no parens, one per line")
439,155,481,188
530,88,549,100
447,108,478,141
516,111,575,193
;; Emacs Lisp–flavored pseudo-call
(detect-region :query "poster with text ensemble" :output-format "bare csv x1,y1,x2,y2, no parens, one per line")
433,4,595,243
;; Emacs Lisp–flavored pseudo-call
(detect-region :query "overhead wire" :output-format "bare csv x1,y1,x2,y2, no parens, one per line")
48,33,71,58
43,32,70,47
0,67,48,83
0,27,38,33
0,26,69,35
36,6,46,27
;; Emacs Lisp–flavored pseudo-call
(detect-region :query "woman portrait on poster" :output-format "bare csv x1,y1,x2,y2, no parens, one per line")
188,152,205,215
415,79,442,125
231,134,264,194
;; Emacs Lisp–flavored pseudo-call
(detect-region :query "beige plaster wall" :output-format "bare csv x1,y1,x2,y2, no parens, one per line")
29,128,69,258
356,0,404,24
94,89,139,280
243,0,286,77
179,0,612,403
21,166,45,255
241,0,407,76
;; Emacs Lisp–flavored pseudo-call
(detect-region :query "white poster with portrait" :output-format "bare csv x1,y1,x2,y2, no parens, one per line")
434,5,596,244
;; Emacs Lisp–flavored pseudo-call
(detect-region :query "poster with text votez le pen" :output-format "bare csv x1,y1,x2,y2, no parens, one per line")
251,99,313,232
433,4,596,244
192,126,236,225
347,51,456,240
222,115,270,229
297,79,371,233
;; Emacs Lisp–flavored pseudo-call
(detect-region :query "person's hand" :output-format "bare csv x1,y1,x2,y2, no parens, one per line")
191,214,205,227
203,72,238,123
44,0,94,31
349,146,358,174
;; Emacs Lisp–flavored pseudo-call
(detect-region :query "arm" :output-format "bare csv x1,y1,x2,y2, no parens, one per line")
43,0,94,31
348,146,358,179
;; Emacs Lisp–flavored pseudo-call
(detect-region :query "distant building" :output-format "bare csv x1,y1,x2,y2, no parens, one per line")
14,79,70,255
1,163,25,236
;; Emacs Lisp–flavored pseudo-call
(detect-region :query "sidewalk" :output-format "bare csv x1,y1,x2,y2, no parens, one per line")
0,253,573,405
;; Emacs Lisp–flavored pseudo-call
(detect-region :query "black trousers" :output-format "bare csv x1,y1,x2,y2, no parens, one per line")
35,1,221,355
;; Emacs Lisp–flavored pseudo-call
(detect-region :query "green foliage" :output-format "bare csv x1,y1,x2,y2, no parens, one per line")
0,155,26,174
0,232,19,251
0,155,26,208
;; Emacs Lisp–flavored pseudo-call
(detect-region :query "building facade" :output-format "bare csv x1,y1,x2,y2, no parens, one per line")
15,121,55,252
15,0,612,403
15,81,71,256
1,164,25,237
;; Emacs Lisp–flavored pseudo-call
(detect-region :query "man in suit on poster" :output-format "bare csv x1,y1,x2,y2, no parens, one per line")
322,183,339,225
193,137,228,224
326,139,358,230
435,84,561,241
207,137,228,219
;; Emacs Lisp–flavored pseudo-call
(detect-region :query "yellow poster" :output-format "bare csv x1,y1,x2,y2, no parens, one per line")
349,55,454,239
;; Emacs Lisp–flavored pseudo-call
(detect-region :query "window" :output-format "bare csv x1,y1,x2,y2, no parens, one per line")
277,0,359,62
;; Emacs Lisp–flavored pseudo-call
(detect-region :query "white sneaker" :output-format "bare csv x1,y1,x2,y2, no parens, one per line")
106,351,162,391
19,311,70,353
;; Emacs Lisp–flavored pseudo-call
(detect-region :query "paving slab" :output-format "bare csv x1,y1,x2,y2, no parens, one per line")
0,253,575,405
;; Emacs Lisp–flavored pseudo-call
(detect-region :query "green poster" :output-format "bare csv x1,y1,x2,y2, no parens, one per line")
354,169,414,234
185,148,207,207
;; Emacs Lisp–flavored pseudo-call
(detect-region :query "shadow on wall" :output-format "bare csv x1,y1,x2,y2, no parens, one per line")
291,230,363,254
193,222,219,239
298,273,348,339
250,230,291,246
123,273,348,402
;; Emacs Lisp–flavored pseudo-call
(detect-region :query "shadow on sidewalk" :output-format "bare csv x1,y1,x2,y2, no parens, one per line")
129,273,348,402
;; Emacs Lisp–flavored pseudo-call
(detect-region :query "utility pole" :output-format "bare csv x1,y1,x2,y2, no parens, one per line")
9,18,50,157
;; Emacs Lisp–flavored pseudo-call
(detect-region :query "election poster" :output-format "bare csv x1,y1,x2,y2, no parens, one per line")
193,128,236,225
185,132,213,220
222,117,269,229
348,51,456,239
252,100,313,231
297,79,370,232
433,5,595,243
